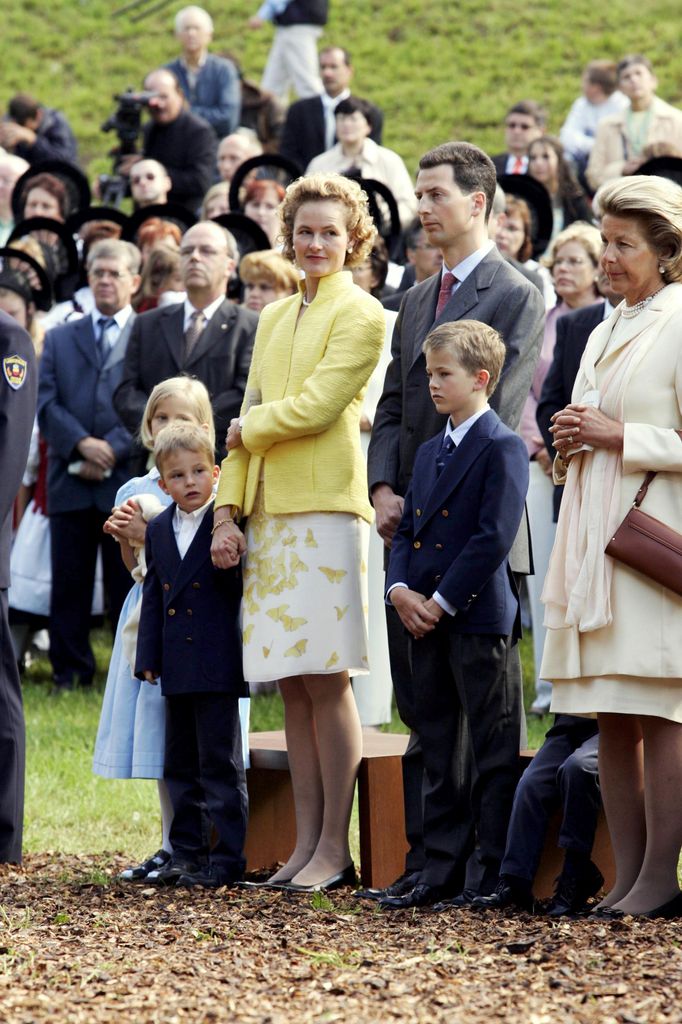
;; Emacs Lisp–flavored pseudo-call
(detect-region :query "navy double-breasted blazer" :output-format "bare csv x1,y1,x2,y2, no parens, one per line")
135,502,247,698
387,409,529,636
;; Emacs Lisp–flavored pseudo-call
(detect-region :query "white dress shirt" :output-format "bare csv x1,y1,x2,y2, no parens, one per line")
439,240,495,304
172,498,213,559
90,304,133,356
182,294,224,333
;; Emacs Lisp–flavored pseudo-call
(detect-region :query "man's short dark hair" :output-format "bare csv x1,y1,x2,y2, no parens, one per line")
584,60,619,96
334,96,374,131
8,93,41,125
616,54,654,79
504,100,547,128
320,45,351,66
418,142,497,223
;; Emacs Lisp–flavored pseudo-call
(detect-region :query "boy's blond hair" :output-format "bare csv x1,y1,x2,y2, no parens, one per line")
154,422,215,475
423,320,506,396
140,376,216,451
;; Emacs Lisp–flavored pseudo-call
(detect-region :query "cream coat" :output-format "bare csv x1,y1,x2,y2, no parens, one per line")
586,96,682,190
216,271,385,522
542,283,682,681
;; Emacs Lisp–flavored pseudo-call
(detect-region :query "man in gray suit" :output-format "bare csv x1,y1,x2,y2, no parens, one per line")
365,141,544,904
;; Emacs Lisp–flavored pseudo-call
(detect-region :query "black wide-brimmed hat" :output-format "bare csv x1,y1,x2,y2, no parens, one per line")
65,205,130,238
228,154,304,212
11,159,91,220
636,156,682,188
0,245,53,311
497,173,553,257
211,213,271,257
8,216,80,301
343,174,403,259
122,203,197,243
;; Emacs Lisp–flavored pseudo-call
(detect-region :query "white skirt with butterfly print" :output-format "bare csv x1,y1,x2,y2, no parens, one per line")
241,487,370,683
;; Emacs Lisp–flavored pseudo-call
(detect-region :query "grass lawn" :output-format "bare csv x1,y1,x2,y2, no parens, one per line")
3,0,682,176
22,629,547,861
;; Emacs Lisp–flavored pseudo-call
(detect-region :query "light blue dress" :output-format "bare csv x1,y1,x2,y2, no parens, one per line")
93,470,171,779
93,470,251,779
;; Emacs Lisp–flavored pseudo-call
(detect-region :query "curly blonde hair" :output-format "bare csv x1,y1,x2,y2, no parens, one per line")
279,173,376,268
541,221,602,272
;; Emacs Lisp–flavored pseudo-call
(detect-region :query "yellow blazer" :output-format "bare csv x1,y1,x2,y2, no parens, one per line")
215,270,385,522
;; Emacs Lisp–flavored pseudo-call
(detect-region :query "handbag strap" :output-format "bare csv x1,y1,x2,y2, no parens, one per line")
633,430,682,508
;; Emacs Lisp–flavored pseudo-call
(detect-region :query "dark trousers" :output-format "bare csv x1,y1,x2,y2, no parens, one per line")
165,692,248,878
0,590,24,862
501,715,600,882
410,627,522,890
49,508,132,685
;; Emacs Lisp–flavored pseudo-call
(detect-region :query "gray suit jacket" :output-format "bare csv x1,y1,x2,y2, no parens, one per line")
367,247,545,573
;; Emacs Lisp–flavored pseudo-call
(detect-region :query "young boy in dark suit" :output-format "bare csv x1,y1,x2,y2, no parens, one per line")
381,320,529,910
136,423,248,888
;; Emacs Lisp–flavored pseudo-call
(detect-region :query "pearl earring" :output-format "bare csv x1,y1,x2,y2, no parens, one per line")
659,265,665,274
347,247,353,254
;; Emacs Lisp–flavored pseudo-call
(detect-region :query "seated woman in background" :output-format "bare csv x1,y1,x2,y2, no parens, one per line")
18,171,70,222
306,97,417,230
133,242,184,313
238,248,299,314
527,136,593,239
243,179,285,248
521,221,602,718
495,195,555,308
201,182,231,221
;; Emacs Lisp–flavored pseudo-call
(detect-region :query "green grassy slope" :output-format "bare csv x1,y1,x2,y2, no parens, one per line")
4,0,681,175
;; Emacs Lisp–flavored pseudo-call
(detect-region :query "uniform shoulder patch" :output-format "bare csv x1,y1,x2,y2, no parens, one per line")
3,355,28,390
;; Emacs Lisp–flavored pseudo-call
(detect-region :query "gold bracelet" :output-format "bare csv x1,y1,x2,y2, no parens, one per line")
211,518,232,536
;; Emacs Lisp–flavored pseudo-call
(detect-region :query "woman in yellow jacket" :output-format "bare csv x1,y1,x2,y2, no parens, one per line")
211,174,385,891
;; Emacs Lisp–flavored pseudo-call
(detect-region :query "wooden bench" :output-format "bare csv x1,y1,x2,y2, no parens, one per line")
245,733,615,896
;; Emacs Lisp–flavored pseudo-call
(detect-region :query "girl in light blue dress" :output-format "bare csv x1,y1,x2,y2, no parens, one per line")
93,377,250,881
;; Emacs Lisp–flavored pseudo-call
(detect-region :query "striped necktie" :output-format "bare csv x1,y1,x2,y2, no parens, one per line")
436,435,456,476
184,310,206,361
435,271,457,319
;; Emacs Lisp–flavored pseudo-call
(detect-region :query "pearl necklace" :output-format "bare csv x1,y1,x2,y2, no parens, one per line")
621,286,665,319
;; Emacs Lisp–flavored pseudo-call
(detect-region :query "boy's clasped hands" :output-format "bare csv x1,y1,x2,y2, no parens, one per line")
391,589,444,639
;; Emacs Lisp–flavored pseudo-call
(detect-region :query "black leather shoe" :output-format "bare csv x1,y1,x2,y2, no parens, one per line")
471,878,534,912
176,866,236,889
380,882,450,910
590,904,624,919
353,871,421,902
118,848,171,883
432,887,481,911
545,861,604,917
283,864,357,893
146,856,201,887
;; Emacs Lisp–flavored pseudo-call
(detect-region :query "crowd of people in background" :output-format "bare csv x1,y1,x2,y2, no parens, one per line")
1,3,681,922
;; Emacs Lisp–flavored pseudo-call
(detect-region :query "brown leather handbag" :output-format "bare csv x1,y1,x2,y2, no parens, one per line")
606,470,682,596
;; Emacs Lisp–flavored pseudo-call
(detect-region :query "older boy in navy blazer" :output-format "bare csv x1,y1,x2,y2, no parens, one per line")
136,423,248,888
382,321,529,910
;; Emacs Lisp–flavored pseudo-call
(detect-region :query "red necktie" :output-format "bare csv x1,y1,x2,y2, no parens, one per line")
512,156,524,174
435,271,457,319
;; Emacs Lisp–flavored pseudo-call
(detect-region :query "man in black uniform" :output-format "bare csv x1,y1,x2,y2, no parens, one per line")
0,310,37,863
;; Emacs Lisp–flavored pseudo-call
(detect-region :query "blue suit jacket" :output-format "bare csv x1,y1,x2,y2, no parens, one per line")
37,314,134,514
387,409,529,636
166,55,240,138
135,503,247,698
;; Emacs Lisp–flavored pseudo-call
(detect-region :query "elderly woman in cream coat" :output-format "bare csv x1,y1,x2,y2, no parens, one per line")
211,174,385,892
543,175,682,920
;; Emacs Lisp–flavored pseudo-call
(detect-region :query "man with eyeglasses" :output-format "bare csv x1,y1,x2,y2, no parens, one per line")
115,220,257,471
38,239,142,692
130,159,172,209
491,100,546,176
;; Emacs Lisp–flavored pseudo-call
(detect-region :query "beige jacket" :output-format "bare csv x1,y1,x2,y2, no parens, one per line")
586,96,682,190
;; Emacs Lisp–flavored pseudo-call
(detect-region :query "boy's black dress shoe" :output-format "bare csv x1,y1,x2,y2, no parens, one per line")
545,861,603,917
146,856,201,887
379,883,450,910
176,866,236,889
432,887,481,911
118,848,171,883
471,878,534,912
282,864,357,893
353,870,421,902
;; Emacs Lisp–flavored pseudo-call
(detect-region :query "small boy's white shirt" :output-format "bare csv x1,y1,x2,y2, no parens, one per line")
388,404,490,617
173,498,213,559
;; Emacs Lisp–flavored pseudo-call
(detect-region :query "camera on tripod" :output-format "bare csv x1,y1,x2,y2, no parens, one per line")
99,89,158,207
